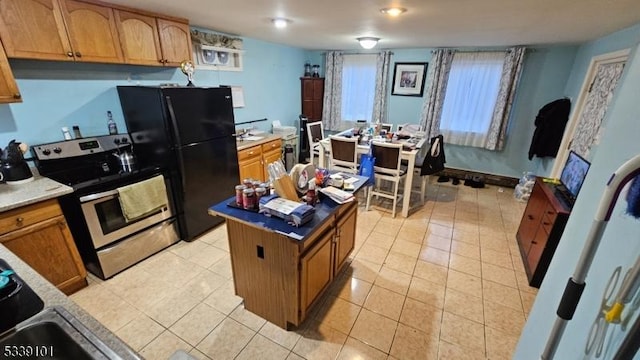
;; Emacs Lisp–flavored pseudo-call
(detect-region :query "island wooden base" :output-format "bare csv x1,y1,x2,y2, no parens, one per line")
225,200,357,329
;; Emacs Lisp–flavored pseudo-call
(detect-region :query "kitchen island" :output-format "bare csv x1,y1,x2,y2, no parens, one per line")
208,175,367,329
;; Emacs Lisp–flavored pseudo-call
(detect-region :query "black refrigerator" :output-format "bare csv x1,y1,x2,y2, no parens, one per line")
117,86,239,241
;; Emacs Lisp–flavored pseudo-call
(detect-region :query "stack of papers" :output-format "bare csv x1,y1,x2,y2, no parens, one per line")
319,186,355,204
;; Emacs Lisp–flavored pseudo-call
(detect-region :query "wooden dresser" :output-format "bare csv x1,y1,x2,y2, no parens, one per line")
516,177,571,288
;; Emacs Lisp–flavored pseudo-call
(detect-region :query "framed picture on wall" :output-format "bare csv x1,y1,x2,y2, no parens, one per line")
391,62,428,97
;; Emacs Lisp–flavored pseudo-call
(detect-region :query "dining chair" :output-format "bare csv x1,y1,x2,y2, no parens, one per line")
380,123,393,133
366,141,406,218
329,136,359,174
306,121,325,165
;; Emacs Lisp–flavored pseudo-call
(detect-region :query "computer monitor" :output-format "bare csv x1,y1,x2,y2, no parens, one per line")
559,150,591,204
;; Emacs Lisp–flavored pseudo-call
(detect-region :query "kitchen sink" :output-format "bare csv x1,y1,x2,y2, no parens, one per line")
0,307,138,360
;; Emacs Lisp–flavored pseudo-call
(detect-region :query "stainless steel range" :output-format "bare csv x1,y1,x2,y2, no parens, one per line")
32,134,180,279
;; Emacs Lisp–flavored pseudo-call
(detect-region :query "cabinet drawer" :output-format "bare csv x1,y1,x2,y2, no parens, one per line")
262,139,282,153
0,199,62,236
237,145,261,161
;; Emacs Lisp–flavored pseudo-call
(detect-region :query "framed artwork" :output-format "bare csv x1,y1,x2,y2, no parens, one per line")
391,62,428,96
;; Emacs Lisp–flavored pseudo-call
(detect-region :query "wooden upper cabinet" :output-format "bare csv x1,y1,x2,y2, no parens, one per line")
58,0,123,63
157,18,192,66
0,0,74,61
0,39,21,103
114,10,162,66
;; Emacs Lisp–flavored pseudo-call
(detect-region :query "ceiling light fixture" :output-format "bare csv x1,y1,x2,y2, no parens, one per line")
357,37,380,49
272,18,291,29
380,7,407,16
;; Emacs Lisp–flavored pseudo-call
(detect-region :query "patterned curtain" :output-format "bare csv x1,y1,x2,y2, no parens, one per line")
419,49,454,139
371,51,392,125
570,61,625,157
322,51,344,131
485,46,526,150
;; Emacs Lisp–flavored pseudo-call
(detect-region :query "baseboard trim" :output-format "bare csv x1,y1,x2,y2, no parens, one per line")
438,168,519,188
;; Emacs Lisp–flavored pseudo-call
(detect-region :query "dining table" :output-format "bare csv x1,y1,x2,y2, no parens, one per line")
318,129,426,218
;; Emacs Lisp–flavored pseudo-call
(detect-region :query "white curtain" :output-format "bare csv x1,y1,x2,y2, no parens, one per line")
439,52,504,147
322,51,344,131
371,51,392,125
419,49,455,139
340,54,377,123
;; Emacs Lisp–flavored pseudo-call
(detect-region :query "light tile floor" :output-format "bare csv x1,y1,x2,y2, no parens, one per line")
70,179,537,360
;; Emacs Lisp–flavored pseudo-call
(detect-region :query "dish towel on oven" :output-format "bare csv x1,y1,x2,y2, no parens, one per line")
117,175,168,221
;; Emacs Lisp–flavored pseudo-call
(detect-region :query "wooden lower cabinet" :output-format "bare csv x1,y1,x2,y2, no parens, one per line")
224,200,357,329
237,138,282,182
0,199,87,295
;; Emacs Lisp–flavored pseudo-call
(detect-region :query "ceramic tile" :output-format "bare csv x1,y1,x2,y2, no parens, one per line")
390,323,439,360
413,260,448,285
390,239,422,258
292,319,348,360
407,276,446,309
452,228,480,246
485,326,519,359
208,257,234,279
443,288,484,324
481,262,517,288
363,285,405,321
437,340,486,360
102,268,171,312
203,280,244,315
399,297,442,336
331,275,373,306
140,330,191,360
511,251,527,272
372,221,402,237
482,279,523,311
521,291,536,316
396,225,428,244
337,336,388,360
450,240,480,260
515,270,538,294
423,233,452,252
230,304,268,331
366,231,396,249
426,223,453,239
114,314,164,351
419,246,450,267
448,253,482,277
196,318,255,360
483,300,525,336
190,244,229,269
286,352,305,360
145,287,202,327
235,334,290,360
439,311,485,352
384,251,418,275
137,251,206,286
189,348,212,360
480,248,514,269
349,258,382,283
479,235,510,254
314,295,361,334
210,236,230,252
349,309,398,353
374,266,412,295
355,243,389,265
169,303,226,346
446,269,482,298
259,322,302,350
182,269,227,301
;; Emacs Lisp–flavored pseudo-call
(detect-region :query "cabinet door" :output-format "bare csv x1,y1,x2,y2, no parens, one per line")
114,10,162,66
58,0,123,63
0,0,73,61
300,230,333,315
239,155,264,182
263,148,282,180
157,18,192,66
0,215,87,295
526,226,549,277
0,40,21,103
516,181,547,253
334,203,357,276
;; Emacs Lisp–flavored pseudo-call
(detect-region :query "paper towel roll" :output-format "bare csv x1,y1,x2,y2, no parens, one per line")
290,163,316,194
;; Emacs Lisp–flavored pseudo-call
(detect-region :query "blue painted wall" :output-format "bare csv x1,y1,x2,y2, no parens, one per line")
514,29,640,359
0,35,306,149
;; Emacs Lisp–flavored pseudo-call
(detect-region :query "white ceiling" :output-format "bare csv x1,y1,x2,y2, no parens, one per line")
109,0,640,50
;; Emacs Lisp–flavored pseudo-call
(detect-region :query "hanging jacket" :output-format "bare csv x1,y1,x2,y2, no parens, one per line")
528,98,571,160
421,135,446,175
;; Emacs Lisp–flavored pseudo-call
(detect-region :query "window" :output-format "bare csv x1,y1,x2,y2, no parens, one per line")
439,52,505,147
341,54,377,122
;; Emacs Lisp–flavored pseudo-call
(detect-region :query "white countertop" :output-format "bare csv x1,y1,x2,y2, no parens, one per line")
0,174,73,213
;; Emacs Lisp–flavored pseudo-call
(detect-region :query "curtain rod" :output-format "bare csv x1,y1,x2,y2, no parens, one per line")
430,48,535,54
319,51,395,55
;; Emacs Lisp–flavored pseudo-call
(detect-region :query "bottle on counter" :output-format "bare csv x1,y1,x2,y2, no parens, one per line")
61,127,72,140
72,125,82,139
306,179,316,205
107,111,118,135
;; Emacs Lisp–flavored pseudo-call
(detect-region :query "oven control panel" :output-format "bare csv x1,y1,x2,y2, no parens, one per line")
32,134,132,160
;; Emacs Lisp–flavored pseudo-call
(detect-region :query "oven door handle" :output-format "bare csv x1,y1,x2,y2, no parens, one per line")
79,189,119,203
166,95,187,192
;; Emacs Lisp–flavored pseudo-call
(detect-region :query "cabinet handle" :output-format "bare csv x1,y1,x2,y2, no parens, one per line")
543,222,550,226
13,93,21,99
531,241,537,245
57,220,66,228
158,59,164,64
75,51,82,58
15,217,24,225
547,211,555,215
67,51,73,57
528,215,534,220
249,151,254,155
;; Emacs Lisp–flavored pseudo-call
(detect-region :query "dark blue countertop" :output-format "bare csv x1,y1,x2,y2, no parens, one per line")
208,173,368,241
